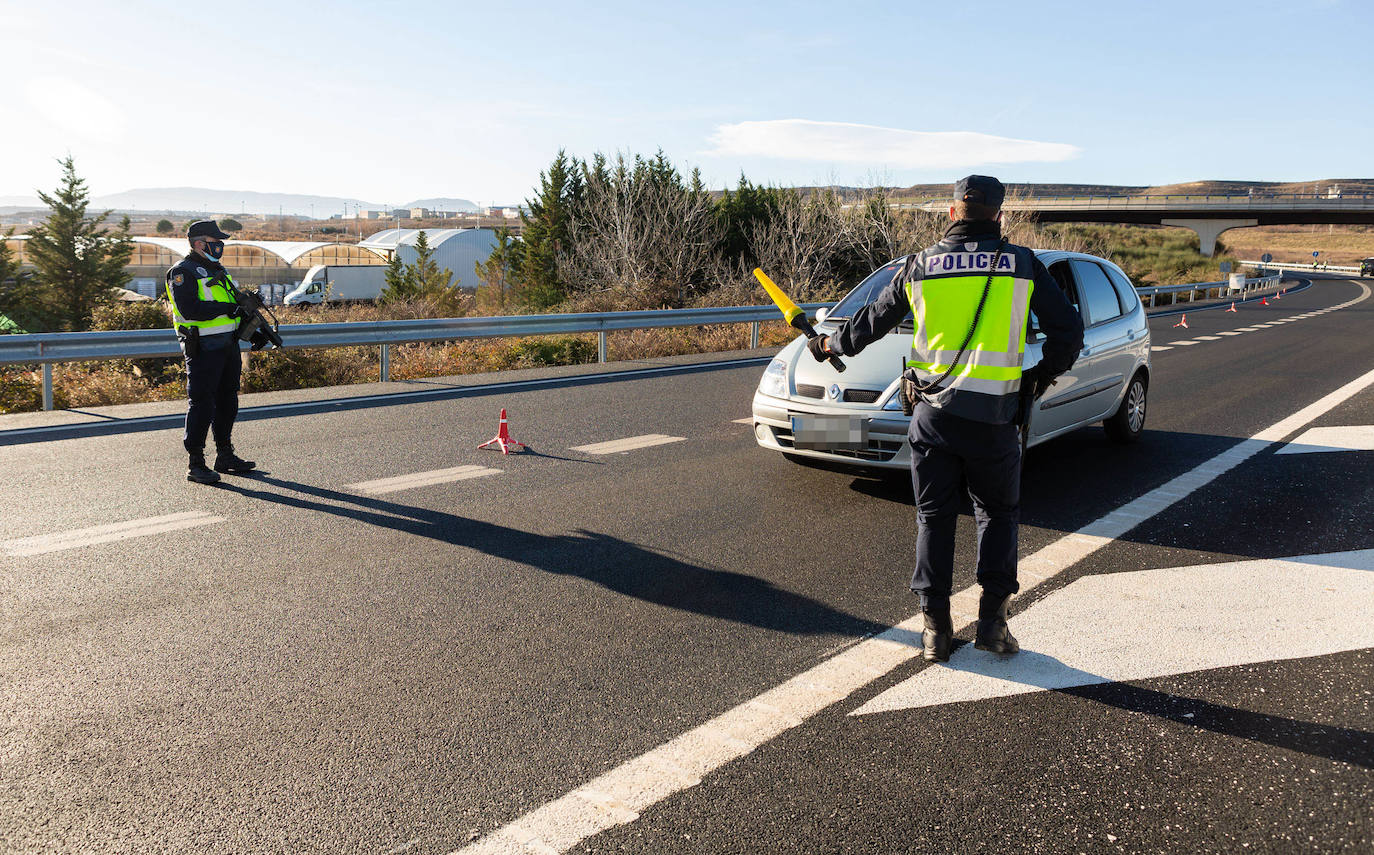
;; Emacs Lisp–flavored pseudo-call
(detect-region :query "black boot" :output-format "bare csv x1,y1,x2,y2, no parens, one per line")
975,592,1019,654
213,444,256,474
921,601,953,663
187,451,220,484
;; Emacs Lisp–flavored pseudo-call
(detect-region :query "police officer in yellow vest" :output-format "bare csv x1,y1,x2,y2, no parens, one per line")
810,176,1083,661
166,220,256,484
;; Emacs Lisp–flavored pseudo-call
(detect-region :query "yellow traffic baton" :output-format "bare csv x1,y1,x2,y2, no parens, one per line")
752,268,845,372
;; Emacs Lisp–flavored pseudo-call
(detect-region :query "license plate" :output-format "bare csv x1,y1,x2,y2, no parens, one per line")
790,415,869,450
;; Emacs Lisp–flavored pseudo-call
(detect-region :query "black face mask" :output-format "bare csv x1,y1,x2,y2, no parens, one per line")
201,240,225,261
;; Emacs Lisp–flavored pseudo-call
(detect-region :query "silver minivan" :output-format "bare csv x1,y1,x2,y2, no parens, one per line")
751,251,1152,471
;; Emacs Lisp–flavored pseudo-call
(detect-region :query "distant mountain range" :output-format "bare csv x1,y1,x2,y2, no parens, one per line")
0,188,482,217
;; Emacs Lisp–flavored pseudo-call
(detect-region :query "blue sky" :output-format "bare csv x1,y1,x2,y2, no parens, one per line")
2,0,1367,206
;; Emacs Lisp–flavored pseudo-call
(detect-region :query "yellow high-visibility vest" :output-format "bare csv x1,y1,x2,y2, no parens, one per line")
905,249,1033,404
166,268,238,335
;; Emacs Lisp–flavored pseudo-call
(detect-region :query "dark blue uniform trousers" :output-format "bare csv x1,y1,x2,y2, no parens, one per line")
183,332,241,454
908,403,1021,608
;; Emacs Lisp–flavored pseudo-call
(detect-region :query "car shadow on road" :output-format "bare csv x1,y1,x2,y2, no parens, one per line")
217,473,920,646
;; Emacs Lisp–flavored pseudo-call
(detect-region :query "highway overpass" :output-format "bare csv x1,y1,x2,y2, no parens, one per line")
909,193,1374,256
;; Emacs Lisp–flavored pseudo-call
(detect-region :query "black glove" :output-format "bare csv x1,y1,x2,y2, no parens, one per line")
229,304,249,320
806,335,833,363
1026,364,1057,400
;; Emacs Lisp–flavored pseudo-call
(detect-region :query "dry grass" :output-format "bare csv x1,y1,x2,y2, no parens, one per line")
1212,225,1374,265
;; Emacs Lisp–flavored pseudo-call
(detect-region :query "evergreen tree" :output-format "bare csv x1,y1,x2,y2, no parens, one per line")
474,227,520,314
156,218,174,234
0,229,41,332
380,251,416,302
518,149,582,310
25,156,133,330
220,217,244,232
409,230,454,292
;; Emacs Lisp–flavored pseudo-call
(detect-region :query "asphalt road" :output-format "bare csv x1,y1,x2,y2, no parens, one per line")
1,275,1370,854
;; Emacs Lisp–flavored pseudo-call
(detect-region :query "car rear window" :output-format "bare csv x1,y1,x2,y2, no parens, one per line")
1102,264,1139,313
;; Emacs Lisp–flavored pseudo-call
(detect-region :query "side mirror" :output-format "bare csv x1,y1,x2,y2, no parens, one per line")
815,307,829,324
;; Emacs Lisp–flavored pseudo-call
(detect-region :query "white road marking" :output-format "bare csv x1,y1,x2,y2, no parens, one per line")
348,465,501,495
1235,326,1262,331
2,511,225,557
1193,335,1221,341
1217,331,1243,336
853,549,1374,715
1275,425,1374,455
451,362,1374,855
733,418,754,424
1169,340,1199,346
1150,346,1173,352
570,434,685,455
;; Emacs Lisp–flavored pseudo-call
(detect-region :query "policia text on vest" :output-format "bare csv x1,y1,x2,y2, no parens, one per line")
165,220,262,485
810,175,1084,664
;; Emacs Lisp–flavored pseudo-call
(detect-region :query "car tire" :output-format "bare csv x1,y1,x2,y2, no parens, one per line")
1105,372,1147,443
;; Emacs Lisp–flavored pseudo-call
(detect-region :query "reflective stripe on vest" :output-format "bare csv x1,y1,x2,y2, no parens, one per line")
905,272,1034,398
166,271,238,334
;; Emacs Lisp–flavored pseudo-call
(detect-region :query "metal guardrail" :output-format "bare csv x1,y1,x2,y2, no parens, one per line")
1134,274,1282,308
0,270,1297,412
1239,259,1362,274
0,303,831,411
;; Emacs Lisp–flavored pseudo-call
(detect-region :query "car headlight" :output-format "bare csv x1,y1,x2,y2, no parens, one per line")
758,357,788,398
881,390,905,411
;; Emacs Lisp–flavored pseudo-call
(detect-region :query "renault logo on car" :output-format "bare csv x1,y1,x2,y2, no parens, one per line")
828,384,841,400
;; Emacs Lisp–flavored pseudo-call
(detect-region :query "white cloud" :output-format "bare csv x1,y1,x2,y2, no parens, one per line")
706,119,1081,168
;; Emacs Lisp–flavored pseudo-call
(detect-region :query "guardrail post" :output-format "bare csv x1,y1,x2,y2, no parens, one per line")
750,321,760,349
380,343,390,382
598,331,607,364
42,362,53,411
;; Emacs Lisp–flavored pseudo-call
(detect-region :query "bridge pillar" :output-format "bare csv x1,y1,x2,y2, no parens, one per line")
1162,218,1258,257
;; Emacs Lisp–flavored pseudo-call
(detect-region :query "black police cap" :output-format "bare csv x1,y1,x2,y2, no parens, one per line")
954,175,1005,208
186,220,232,240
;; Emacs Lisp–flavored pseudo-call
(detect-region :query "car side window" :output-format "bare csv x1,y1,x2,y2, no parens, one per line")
1071,259,1123,326
1029,261,1084,334
1102,264,1139,314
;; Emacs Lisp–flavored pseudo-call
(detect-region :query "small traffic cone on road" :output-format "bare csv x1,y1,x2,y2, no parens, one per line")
1173,314,1189,328
1226,302,1237,312
1274,290,1281,300
1261,297,1269,306
478,408,526,455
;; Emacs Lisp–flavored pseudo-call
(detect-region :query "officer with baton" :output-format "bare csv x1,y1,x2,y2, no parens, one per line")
165,220,258,484
808,176,1083,661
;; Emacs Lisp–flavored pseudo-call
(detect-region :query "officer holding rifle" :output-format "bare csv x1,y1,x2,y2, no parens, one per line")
165,220,259,484
808,176,1083,661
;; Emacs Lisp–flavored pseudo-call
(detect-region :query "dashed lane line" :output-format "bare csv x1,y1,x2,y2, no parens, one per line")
570,434,685,455
1217,331,1243,336
1169,340,1200,346
1193,335,1221,341
452,364,1374,855
1150,346,1173,352
3,511,225,557
348,465,502,495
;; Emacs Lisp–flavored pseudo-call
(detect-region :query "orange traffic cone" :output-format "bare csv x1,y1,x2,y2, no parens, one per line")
1261,297,1269,306
1173,314,1189,328
1226,302,1237,312
1274,290,1281,300
478,408,526,454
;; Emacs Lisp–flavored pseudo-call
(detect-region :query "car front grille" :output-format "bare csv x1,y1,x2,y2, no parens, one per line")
796,383,824,399
842,389,881,403
770,424,902,462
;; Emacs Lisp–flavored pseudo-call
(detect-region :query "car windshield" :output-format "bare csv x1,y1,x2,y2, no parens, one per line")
825,259,909,324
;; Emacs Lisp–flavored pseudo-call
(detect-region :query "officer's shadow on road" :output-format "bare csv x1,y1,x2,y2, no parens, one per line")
218,473,918,646
935,648,1373,770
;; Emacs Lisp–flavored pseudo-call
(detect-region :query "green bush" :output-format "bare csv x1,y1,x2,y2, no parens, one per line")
508,336,597,367
89,300,172,331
